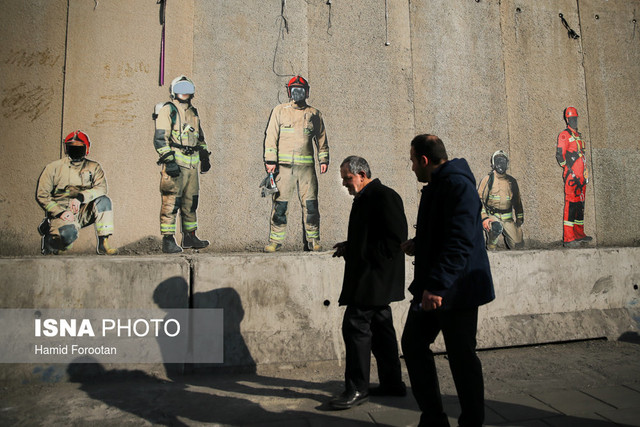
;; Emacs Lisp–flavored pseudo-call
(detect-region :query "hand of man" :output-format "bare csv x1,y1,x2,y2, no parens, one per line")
60,211,74,222
69,198,81,214
421,290,443,311
265,164,276,174
516,218,524,227
332,241,347,258
320,164,328,174
482,218,494,231
401,239,415,256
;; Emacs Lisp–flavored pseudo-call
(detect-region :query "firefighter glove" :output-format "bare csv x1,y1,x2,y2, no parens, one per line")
165,160,181,177
199,149,211,173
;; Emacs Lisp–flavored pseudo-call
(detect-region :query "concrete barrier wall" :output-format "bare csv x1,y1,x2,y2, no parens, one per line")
1,247,638,382
1,0,639,255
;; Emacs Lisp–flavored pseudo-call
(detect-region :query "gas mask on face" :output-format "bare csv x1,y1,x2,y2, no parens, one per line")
290,87,306,102
67,144,86,161
567,116,578,130
493,156,508,175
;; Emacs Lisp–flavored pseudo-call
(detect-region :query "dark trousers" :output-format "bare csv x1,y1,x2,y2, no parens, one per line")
401,306,484,427
342,305,403,393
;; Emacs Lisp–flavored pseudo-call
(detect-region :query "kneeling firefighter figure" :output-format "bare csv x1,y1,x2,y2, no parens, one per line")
36,130,117,255
263,75,329,252
154,75,211,253
478,150,524,250
556,107,592,248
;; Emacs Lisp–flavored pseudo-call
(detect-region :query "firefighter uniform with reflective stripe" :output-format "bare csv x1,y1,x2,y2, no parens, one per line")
556,127,588,243
154,99,207,235
264,100,329,245
478,171,524,249
36,157,114,247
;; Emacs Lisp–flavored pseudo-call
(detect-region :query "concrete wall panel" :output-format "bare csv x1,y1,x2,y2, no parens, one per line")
500,0,594,248
0,0,67,255
580,0,640,246
0,256,189,309
59,0,194,254
410,0,509,180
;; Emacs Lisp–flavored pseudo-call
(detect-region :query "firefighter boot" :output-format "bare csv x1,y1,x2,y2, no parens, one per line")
182,231,209,249
42,234,62,255
308,239,322,252
264,242,282,253
163,235,183,254
97,236,118,255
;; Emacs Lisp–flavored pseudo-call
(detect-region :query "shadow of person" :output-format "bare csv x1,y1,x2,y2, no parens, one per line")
67,357,372,426
618,331,640,344
151,279,340,405
153,276,190,378
187,286,342,403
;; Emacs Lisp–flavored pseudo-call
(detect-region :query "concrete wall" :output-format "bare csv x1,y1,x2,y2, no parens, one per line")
1,248,638,382
1,0,638,255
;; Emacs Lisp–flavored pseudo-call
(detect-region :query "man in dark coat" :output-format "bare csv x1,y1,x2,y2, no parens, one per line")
330,156,408,410
401,134,495,427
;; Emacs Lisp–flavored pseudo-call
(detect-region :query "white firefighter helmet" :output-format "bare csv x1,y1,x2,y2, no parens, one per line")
170,75,195,99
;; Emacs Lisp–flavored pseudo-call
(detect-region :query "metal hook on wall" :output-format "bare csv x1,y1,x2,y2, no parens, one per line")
559,13,580,39
384,0,390,46
326,0,333,35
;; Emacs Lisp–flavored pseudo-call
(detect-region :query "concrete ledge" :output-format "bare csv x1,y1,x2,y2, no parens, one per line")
0,247,639,382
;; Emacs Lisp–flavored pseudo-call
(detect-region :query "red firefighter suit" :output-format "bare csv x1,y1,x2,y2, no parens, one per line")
556,125,589,243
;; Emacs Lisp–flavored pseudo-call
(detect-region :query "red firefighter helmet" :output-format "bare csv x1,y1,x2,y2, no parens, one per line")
63,130,91,155
564,107,578,120
286,75,309,98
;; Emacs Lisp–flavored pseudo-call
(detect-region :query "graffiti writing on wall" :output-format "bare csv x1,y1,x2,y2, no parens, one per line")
1,83,54,122
91,93,137,127
4,48,61,68
103,62,150,79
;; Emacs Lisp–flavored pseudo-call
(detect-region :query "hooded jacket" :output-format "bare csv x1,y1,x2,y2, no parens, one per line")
410,158,495,309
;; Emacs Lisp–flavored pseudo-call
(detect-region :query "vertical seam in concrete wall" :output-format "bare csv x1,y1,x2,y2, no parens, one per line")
407,0,417,143
59,0,71,159
188,257,195,309
497,0,511,156
576,0,598,242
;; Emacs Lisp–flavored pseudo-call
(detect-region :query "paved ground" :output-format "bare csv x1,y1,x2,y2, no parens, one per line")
1,338,640,426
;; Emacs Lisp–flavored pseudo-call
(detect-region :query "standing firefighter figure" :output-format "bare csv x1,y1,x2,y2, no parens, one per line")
36,130,117,255
154,75,211,254
556,107,592,248
478,150,524,250
263,75,329,252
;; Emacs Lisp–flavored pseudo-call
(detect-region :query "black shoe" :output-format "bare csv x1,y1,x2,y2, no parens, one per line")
563,240,580,248
162,235,183,253
182,231,209,249
369,382,407,397
329,390,369,410
577,235,593,242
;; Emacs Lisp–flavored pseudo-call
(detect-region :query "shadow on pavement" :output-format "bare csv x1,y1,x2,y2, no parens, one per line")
63,277,637,426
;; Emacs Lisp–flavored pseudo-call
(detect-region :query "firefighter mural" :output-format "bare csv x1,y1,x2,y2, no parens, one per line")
262,75,329,253
556,107,592,248
36,131,117,256
478,150,524,250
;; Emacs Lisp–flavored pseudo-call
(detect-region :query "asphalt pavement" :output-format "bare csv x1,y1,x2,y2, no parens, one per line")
1,338,640,426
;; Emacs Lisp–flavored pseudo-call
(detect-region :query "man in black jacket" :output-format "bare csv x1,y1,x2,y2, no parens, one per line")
401,134,495,427
330,156,408,410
